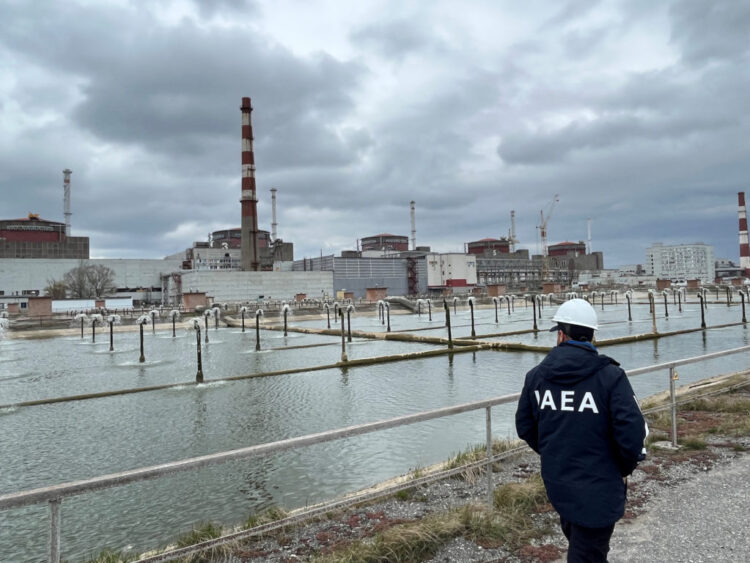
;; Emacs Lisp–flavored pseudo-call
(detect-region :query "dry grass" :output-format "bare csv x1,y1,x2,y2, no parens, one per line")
313,474,548,562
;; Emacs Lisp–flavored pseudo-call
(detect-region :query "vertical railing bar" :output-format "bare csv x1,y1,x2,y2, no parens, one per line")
49,498,61,563
485,406,493,509
669,366,678,447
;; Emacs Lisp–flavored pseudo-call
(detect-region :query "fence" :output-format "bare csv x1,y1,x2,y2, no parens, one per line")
2,344,750,562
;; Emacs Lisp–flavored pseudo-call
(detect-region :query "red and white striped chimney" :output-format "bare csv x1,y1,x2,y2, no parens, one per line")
240,97,259,271
739,192,750,274
63,168,72,236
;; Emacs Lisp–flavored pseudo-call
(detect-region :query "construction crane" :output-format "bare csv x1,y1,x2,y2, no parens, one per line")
539,194,560,281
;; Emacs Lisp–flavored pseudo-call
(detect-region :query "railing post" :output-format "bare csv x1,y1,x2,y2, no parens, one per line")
669,366,679,447
49,498,61,563
486,406,493,509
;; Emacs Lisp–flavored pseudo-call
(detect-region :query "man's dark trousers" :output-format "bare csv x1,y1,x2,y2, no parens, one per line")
560,517,615,562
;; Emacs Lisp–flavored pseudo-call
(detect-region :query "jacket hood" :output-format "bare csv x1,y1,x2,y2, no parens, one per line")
537,341,615,385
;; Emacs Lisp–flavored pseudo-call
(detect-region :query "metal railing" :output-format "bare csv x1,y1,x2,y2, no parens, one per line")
2,344,750,562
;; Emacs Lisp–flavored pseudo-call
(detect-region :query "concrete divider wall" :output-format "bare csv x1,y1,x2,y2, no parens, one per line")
178,270,334,302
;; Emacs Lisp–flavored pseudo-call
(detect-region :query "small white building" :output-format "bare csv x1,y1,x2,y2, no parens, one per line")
426,253,477,290
645,243,715,283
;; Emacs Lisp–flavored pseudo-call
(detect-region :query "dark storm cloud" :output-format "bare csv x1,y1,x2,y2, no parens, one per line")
670,0,750,64
0,1,364,165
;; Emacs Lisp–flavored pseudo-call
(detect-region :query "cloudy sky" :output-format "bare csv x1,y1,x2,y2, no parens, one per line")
2,0,749,267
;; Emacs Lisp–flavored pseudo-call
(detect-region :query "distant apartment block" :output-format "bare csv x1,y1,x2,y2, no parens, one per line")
646,243,715,283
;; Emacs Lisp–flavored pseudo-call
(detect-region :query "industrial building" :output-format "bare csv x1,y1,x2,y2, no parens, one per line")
466,238,510,255
361,234,409,253
645,242,715,283
166,228,293,271
0,214,89,259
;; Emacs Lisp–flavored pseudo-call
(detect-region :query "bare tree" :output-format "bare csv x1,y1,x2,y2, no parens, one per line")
62,262,117,298
86,264,116,298
64,261,91,298
44,279,68,299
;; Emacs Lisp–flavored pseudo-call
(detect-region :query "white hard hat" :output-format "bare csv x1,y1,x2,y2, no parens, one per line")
550,298,598,330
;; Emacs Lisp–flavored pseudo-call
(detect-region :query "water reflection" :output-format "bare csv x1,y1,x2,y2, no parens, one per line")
2,304,750,561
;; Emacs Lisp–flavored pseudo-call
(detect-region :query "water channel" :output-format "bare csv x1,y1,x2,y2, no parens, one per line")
1,298,748,561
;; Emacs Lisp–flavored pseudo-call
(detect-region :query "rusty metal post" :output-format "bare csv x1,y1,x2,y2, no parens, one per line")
49,498,61,563
669,367,678,447
340,310,348,362
443,299,453,349
486,407,493,509
469,298,476,337
196,326,203,383
139,323,145,363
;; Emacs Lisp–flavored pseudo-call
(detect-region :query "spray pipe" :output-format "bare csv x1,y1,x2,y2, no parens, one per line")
203,310,211,343
427,298,432,321
532,296,538,331
416,299,422,317
191,319,203,383
626,291,632,322
741,291,747,324
212,306,221,331
649,292,657,333
346,303,354,343
255,309,264,351
240,306,248,333
468,296,476,338
169,310,180,337
507,295,512,316
663,291,669,319
282,303,290,337
492,296,499,324
678,289,682,312
385,302,391,332
75,313,87,339
698,294,706,328
443,299,453,349
324,302,331,329
107,314,120,352
149,310,159,334
90,314,102,343
137,314,150,363
339,309,348,362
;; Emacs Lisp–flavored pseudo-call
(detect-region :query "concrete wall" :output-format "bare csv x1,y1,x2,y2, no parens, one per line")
164,271,334,304
0,258,183,297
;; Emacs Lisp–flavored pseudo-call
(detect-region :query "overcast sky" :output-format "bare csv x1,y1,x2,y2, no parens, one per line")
2,0,749,267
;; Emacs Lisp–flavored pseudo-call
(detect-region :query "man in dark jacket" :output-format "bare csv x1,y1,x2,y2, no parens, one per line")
515,298,647,562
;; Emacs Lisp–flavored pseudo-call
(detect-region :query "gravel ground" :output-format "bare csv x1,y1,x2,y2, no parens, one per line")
212,432,748,563
610,442,750,563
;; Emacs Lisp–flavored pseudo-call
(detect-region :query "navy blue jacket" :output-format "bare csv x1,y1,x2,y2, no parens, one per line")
515,341,646,528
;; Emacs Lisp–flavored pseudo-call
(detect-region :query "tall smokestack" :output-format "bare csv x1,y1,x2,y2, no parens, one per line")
510,210,517,252
63,169,72,236
271,188,278,241
587,217,592,254
410,200,416,250
739,192,750,273
240,97,259,271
